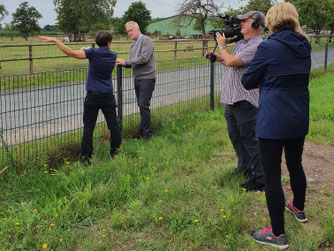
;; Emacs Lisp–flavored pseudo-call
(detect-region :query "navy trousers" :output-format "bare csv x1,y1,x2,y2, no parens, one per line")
81,92,121,158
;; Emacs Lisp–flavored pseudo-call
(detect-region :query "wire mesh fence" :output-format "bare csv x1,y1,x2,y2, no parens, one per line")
0,57,222,165
1,40,333,166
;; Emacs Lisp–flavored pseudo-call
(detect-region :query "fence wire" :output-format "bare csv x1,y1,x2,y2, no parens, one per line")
0,57,222,164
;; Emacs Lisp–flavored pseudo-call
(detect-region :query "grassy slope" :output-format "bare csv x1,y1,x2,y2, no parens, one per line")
0,74,333,250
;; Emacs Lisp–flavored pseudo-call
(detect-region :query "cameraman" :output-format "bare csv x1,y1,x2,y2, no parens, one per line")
207,11,265,191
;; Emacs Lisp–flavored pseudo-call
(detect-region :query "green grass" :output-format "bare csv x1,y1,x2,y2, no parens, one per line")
0,74,334,250
307,74,334,144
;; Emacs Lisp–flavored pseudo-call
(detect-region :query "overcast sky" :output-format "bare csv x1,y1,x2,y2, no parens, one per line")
1,0,243,27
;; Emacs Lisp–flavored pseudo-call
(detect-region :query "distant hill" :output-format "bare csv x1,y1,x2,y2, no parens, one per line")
147,16,216,37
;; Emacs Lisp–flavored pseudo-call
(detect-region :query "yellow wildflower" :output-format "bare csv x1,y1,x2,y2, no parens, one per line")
2,218,6,221
158,217,163,220
42,243,47,249
59,238,63,243
222,215,227,219
134,138,137,141
194,219,199,223
188,132,192,135
158,200,162,203
102,234,105,238
145,177,150,180
15,222,20,226
44,171,48,174
66,161,70,165
50,223,54,227
220,209,224,212
139,156,144,160
102,228,106,232
231,199,234,202
43,164,47,167
242,188,246,191
164,189,168,193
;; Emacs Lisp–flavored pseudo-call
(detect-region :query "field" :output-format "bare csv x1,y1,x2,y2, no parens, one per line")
0,36,217,76
0,73,333,250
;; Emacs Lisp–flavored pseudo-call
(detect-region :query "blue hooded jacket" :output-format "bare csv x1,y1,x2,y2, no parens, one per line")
241,29,311,139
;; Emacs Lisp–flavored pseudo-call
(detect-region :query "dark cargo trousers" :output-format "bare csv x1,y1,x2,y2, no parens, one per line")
224,100,264,184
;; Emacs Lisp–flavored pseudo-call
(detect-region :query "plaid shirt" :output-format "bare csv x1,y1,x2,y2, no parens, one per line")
220,35,263,107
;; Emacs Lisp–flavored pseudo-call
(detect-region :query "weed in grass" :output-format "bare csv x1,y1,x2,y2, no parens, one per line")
323,213,334,246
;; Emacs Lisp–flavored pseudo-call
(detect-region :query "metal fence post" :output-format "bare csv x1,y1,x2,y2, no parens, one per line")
174,41,177,60
324,43,328,72
116,65,123,131
210,61,215,110
29,45,33,73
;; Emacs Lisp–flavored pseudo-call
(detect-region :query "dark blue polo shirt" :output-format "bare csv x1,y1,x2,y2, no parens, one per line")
84,46,116,93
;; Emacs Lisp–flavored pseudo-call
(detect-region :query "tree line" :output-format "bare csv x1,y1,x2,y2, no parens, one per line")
0,0,334,41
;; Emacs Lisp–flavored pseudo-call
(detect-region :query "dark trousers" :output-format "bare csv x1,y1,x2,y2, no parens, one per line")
224,101,264,184
81,92,121,158
258,137,306,236
134,78,155,138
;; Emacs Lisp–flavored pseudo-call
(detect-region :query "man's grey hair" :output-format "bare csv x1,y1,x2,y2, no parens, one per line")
125,21,139,28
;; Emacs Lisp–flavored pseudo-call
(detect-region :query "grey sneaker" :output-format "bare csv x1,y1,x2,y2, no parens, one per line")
251,226,288,250
285,200,308,223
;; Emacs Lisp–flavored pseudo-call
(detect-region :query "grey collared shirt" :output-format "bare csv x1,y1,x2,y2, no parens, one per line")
220,35,263,107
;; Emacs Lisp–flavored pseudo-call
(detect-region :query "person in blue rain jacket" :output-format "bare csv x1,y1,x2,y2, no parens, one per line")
241,2,311,250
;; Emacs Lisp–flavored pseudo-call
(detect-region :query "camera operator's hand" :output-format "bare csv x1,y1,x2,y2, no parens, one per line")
215,32,227,48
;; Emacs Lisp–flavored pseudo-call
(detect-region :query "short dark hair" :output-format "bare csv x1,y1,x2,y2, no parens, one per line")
95,30,112,47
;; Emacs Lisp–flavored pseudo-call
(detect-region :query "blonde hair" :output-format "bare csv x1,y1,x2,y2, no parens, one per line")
265,2,307,38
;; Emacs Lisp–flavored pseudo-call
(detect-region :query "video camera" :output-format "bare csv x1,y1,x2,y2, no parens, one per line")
212,15,244,43
206,15,244,62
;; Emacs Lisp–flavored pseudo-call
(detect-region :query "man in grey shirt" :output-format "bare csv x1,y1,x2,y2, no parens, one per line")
116,21,156,140
207,11,265,191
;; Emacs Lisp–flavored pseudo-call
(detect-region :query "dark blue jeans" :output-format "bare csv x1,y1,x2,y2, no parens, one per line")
81,92,121,158
224,101,264,184
134,78,155,138
259,137,306,236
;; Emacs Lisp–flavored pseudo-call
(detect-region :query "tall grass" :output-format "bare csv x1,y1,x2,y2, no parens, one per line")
0,74,333,250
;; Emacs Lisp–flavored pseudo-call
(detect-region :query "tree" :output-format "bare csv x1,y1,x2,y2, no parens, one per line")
0,4,9,29
4,23,15,41
174,0,219,39
326,0,334,41
12,2,42,40
116,1,151,35
238,0,276,14
42,25,59,32
54,0,116,41
287,0,330,36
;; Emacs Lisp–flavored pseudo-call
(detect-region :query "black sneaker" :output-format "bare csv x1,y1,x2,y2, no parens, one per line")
285,200,308,223
80,155,91,165
240,179,265,192
251,226,288,250
110,149,118,158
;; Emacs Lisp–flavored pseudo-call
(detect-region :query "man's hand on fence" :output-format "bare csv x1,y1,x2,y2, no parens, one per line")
116,58,125,66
